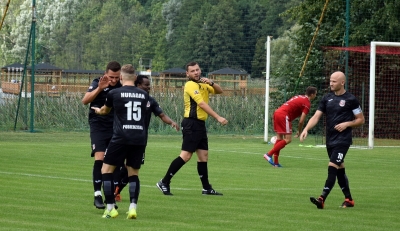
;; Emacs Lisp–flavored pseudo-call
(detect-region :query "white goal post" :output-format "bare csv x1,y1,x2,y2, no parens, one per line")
264,36,272,142
369,41,400,148
264,41,400,147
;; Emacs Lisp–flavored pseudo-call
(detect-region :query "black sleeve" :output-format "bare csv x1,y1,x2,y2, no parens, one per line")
150,97,164,117
317,94,327,113
105,90,114,108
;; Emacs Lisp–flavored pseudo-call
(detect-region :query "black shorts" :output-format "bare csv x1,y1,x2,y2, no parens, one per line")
103,141,145,169
326,145,350,166
141,149,146,165
181,118,208,153
90,131,112,157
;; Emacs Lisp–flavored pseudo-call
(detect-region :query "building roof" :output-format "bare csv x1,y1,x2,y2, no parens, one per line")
208,67,247,75
1,63,24,70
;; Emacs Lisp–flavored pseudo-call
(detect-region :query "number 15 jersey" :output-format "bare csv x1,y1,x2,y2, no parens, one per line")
105,86,149,145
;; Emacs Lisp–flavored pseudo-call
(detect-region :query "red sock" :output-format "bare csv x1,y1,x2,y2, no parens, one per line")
267,139,287,156
273,151,280,164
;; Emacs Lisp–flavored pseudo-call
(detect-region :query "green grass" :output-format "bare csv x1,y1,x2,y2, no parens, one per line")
0,131,399,231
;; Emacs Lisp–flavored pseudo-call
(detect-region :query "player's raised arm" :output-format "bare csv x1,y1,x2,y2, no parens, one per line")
82,76,110,105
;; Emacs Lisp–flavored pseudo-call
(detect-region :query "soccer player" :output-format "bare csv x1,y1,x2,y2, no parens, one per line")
263,86,317,167
300,71,365,209
91,64,149,219
81,61,122,209
114,75,180,198
156,61,228,196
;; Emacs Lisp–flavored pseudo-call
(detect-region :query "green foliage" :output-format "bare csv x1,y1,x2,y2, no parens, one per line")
0,132,399,230
1,0,296,74
2,0,400,73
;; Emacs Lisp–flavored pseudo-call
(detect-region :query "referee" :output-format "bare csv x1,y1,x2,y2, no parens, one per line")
156,61,228,196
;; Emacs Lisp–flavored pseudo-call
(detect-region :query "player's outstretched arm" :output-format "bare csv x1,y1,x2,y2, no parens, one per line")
300,110,323,142
159,113,180,131
91,105,111,115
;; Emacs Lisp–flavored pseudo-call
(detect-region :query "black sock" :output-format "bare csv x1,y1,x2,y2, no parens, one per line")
337,168,352,200
163,156,186,183
113,166,121,192
321,166,338,200
93,160,103,192
102,173,114,204
128,175,140,204
118,166,129,194
197,162,210,189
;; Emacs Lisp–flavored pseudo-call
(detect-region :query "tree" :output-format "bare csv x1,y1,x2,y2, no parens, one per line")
201,1,244,72
1,0,32,65
279,0,400,96
149,0,169,71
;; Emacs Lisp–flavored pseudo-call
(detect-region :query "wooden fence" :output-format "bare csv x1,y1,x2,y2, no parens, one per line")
1,77,266,97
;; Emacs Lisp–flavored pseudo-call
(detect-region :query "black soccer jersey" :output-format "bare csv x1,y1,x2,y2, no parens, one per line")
105,86,149,145
318,91,363,146
87,77,122,129
146,96,163,130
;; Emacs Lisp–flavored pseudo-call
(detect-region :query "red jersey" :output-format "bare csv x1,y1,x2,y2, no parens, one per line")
275,95,311,121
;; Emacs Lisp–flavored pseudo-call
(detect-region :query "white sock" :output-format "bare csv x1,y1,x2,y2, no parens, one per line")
107,204,114,211
129,203,137,210
94,191,102,197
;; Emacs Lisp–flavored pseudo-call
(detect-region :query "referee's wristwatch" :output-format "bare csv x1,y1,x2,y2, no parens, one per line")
209,81,214,86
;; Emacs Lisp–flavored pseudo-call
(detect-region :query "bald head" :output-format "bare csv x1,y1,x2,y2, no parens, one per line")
331,71,346,81
330,71,346,95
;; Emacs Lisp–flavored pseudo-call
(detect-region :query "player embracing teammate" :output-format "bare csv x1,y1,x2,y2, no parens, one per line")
91,64,149,219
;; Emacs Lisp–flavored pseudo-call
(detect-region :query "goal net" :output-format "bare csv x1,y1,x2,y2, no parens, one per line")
322,42,400,148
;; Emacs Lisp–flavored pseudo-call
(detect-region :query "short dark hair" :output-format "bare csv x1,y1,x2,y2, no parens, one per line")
305,86,317,96
106,61,121,72
185,61,199,71
134,75,149,86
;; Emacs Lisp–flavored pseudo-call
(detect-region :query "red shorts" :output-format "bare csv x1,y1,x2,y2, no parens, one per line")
273,111,292,134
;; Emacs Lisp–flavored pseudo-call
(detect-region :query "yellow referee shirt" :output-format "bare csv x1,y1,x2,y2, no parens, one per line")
184,80,215,121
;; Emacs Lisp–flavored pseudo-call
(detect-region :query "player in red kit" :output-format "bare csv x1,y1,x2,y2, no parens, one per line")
263,86,317,167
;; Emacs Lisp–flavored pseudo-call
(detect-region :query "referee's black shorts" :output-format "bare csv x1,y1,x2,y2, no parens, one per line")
181,118,208,153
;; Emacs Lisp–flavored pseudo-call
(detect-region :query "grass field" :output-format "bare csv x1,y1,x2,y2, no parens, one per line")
0,131,399,231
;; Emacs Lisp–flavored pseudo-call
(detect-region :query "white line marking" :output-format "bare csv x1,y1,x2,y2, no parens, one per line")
1,171,399,192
